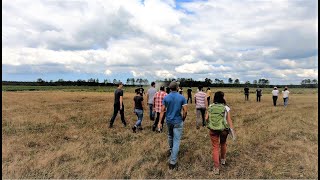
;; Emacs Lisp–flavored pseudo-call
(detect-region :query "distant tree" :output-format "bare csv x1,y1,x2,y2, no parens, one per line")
204,78,212,85
96,78,99,83
113,79,118,84
312,79,318,84
228,78,233,84
37,78,45,83
245,81,250,84
234,79,240,84
57,79,64,82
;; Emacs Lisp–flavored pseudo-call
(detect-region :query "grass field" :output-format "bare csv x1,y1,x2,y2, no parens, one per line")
2,87,318,179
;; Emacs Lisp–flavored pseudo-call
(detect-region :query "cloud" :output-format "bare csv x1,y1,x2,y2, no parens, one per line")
2,0,318,84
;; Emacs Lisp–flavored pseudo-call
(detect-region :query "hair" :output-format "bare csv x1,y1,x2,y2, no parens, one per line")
135,88,140,94
198,85,203,91
207,87,210,90
151,82,155,86
160,86,165,91
284,87,288,91
213,91,226,104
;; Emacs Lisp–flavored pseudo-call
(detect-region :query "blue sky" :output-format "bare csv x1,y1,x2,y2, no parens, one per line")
2,0,318,85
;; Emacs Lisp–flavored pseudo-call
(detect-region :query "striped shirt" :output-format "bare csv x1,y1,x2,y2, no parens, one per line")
153,91,167,113
195,91,207,108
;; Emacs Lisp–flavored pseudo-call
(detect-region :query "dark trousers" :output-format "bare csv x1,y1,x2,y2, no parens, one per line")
153,112,166,130
245,94,249,101
272,96,278,106
187,95,192,104
110,103,126,126
257,95,261,102
207,97,211,106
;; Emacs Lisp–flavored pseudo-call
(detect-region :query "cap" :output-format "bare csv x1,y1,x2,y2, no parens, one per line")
169,81,178,89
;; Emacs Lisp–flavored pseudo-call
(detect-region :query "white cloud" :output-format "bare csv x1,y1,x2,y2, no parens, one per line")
105,69,112,75
2,0,318,84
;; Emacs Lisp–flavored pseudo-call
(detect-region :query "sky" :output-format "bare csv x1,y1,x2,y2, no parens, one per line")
2,0,318,85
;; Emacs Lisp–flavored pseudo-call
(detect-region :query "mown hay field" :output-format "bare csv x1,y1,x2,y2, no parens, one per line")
2,87,318,179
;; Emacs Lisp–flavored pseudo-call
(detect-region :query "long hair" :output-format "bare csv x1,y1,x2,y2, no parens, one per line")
213,91,226,104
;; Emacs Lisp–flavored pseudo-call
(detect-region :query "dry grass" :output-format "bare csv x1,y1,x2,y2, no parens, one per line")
2,88,318,179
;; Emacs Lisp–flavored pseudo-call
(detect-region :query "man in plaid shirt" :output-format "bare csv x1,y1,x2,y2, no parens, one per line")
152,86,167,132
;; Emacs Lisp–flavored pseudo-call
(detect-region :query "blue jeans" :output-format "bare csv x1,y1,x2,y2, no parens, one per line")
283,97,289,107
167,121,184,165
148,104,155,120
134,109,144,127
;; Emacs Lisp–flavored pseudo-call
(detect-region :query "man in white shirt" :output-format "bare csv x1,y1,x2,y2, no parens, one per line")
282,87,290,107
146,82,157,121
271,87,279,106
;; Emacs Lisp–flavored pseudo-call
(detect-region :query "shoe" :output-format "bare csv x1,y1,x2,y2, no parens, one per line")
152,125,156,132
132,126,137,133
138,126,143,130
109,124,113,128
169,163,176,170
167,149,172,157
221,159,226,165
213,167,220,175
123,122,127,127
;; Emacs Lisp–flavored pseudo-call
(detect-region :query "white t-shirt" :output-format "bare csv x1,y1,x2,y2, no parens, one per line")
282,90,290,98
272,89,279,96
147,87,157,104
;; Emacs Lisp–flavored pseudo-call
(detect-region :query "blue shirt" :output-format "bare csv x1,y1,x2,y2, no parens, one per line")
162,91,187,124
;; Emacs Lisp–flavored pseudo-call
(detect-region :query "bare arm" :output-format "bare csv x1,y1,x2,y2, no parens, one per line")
146,93,149,105
158,105,166,129
205,110,209,122
226,111,234,129
120,96,123,110
182,105,188,121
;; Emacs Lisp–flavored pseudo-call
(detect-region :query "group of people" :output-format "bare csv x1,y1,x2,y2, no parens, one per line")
108,81,235,175
243,86,290,106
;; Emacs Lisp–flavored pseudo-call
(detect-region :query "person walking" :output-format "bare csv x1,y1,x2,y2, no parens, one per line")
282,87,290,107
146,82,157,121
109,82,127,128
244,86,249,101
158,81,188,170
152,86,167,132
194,85,207,129
187,87,192,104
256,87,262,102
206,87,212,106
166,86,170,94
132,88,145,133
206,91,235,175
271,87,279,106
178,87,183,95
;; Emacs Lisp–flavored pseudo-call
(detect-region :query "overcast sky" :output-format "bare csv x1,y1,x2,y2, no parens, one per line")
2,0,318,85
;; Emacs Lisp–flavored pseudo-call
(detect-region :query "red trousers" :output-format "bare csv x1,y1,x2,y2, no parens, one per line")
209,129,229,168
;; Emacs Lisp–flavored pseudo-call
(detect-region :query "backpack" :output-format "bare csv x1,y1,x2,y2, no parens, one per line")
207,103,229,130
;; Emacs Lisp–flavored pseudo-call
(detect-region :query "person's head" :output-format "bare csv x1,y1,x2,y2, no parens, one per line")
135,88,140,94
284,86,288,91
169,81,178,91
151,82,155,87
214,91,226,104
118,82,123,88
207,87,210,90
160,86,165,91
274,87,277,90
198,85,203,91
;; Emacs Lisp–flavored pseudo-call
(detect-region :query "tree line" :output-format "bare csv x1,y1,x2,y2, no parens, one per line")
2,77,318,88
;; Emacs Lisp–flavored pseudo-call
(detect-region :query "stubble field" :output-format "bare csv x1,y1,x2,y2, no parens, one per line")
2,87,318,179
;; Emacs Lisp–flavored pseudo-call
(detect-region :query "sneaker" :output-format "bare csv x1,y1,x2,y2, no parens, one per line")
123,122,127,127
132,126,137,133
221,159,226,165
213,167,220,175
152,125,156,132
169,163,176,170
138,126,143,130
109,124,113,128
